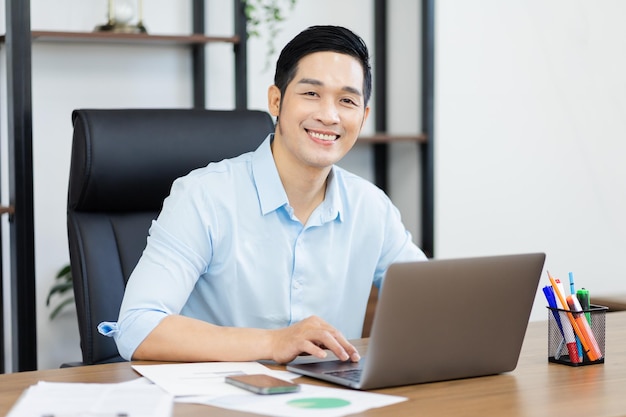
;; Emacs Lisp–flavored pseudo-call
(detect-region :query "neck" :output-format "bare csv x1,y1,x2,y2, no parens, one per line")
285,174,328,225
271,141,330,225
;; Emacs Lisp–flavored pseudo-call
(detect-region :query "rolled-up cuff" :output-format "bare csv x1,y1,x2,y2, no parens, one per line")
99,310,166,361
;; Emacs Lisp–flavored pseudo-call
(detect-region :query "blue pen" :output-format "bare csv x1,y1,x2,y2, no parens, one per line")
568,272,576,296
543,285,564,331
543,285,566,358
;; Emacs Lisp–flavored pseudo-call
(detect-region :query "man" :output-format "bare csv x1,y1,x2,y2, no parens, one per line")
99,25,427,364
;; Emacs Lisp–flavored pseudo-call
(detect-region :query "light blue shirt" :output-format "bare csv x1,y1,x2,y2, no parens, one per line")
100,135,426,360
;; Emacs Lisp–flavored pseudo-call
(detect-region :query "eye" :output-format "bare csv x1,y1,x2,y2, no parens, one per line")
302,91,318,97
341,97,359,106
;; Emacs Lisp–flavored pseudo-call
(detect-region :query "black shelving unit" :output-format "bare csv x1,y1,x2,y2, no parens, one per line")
369,0,434,258
421,0,435,258
3,0,37,374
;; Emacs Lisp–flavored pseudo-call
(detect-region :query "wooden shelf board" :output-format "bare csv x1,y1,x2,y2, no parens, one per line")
358,133,427,144
0,30,239,46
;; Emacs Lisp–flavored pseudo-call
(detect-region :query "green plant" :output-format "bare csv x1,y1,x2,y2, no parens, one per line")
46,264,75,320
243,0,297,70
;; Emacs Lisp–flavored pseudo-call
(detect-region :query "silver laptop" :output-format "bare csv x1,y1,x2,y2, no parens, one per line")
287,253,546,390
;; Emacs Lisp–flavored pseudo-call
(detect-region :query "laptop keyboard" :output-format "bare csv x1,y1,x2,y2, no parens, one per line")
325,368,362,382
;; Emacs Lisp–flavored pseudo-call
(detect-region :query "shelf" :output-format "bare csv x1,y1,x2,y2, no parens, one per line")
358,133,427,144
0,30,240,46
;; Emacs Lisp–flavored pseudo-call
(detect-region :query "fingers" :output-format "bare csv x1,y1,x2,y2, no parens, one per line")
316,329,360,362
271,316,361,364
299,340,329,359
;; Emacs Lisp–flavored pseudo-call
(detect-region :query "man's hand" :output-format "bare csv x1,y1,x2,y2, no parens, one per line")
269,316,361,364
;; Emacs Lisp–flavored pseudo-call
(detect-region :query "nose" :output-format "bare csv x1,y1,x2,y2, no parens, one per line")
316,98,340,125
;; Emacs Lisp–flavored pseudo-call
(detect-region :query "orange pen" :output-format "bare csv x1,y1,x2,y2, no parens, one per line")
567,294,603,361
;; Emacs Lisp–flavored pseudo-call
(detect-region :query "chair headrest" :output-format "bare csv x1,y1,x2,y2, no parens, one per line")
68,108,274,212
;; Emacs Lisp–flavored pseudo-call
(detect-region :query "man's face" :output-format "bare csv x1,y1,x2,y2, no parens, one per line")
268,51,370,172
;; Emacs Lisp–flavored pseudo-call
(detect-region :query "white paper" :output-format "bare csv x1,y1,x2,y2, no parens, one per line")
132,361,275,397
132,362,407,417
7,378,173,417
190,383,407,417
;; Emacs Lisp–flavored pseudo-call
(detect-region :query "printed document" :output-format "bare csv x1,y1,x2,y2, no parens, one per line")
7,378,172,417
133,362,407,417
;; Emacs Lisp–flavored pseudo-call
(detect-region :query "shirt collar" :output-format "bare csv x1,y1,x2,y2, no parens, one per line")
252,134,289,215
318,167,343,224
252,134,344,223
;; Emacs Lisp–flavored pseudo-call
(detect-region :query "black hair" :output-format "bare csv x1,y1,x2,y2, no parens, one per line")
274,25,372,106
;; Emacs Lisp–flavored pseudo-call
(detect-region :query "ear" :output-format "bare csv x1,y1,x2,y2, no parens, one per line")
361,105,371,128
268,85,281,117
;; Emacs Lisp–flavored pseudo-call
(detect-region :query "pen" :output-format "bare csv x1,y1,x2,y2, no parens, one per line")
577,288,591,324
545,274,580,363
543,285,566,358
566,294,603,361
568,272,583,359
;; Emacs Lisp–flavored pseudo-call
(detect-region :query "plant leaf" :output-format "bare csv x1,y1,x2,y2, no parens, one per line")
46,282,74,306
49,297,75,320
55,264,72,280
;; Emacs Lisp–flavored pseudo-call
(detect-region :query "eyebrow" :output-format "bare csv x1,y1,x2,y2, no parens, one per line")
296,78,363,97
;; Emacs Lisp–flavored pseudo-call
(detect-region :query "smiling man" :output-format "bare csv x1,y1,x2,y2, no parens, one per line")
100,25,427,364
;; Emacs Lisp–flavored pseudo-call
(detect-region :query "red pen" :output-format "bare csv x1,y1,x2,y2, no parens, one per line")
567,295,603,361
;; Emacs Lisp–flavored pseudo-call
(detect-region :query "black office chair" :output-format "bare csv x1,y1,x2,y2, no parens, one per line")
67,108,274,365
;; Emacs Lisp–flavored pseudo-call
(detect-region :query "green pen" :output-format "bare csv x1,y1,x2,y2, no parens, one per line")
577,288,591,324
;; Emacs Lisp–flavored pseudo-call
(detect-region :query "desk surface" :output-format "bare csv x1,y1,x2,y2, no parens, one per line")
2,312,626,417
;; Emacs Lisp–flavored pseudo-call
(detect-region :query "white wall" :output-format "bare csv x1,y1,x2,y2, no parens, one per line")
0,0,421,370
436,0,626,321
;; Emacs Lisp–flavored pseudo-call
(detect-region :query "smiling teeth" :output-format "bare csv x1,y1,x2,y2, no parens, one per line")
310,131,337,141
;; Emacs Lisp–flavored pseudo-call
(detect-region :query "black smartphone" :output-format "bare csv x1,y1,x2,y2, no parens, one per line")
225,374,301,395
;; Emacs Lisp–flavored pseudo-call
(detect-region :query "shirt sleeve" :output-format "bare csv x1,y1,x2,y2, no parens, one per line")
373,196,428,289
103,174,215,360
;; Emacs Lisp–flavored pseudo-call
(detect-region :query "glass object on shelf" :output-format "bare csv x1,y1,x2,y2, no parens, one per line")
95,0,147,34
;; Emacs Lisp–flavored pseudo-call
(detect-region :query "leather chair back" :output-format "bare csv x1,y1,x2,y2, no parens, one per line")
67,108,274,365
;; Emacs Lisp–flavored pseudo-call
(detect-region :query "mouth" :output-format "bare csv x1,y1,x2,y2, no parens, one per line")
306,129,340,142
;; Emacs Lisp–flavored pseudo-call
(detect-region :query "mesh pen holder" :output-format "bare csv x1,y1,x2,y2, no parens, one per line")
548,304,608,366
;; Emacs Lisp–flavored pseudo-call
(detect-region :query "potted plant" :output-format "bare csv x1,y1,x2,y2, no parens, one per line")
46,264,74,320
